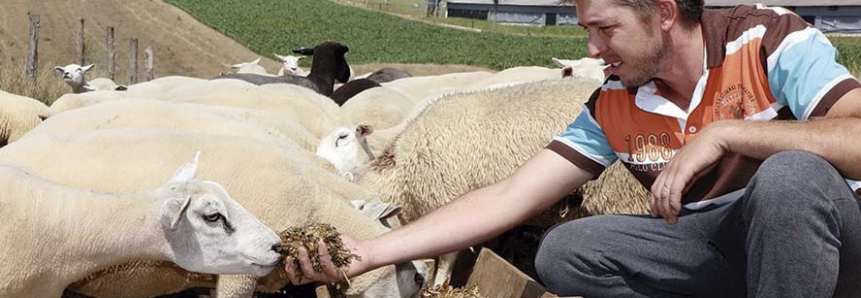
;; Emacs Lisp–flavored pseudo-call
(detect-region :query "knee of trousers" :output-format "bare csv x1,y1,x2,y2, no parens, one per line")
746,151,845,219
535,219,609,291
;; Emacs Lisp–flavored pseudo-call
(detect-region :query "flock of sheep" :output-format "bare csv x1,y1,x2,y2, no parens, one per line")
0,41,650,298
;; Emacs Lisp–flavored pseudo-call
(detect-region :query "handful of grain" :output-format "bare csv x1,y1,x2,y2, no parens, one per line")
276,223,360,279
420,284,485,298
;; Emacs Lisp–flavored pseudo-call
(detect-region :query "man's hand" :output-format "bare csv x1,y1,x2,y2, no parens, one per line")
285,235,374,285
651,123,729,224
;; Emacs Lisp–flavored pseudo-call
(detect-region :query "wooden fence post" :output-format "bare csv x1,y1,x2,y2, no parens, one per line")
129,38,138,84
26,14,40,78
75,18,85,66
106,27,115,80
144,46,154,81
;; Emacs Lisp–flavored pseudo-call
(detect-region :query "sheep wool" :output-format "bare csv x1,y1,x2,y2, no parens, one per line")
0,130,424,298
358,78,650,225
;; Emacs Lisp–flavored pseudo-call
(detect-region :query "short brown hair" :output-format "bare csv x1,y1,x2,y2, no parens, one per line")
564,0,704,28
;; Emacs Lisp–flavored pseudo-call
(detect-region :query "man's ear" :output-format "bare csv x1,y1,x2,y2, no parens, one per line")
168,151,201,183
657,0,678,31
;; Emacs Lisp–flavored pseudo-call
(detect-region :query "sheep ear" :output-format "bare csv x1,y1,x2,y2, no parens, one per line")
53,66,64,74
356,124,374,137
168,196,193,230
82,64,95,72
357,199,402,221
230,63,242,69
292,48,314,56
551,58,565,68
169,151,201,183
274,54,286,61
562,66,573,78
251,58,261,65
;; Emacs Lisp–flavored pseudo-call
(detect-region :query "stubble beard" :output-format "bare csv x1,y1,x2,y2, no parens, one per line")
620,32,667,87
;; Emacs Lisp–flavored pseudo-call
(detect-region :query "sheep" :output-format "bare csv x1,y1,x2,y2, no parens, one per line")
331,78,381,106
164,79,341,139
215,42,351,97
552,57,609,82
364,67,413,84
0,90,48,146
0,130,427,298
0,153,282,298
337,86,415,131
23,98,320,152
334,78,649,286
39,91,126,120
275,54,307,76
462,66,567,90
39,76,207,121
53,64,123,93
357,78,648,222
229,58,269,75
380,71,495,104
316,124,376,181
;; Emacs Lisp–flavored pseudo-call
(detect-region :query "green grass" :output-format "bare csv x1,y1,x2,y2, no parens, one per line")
165,0,859,73
163,0,588,70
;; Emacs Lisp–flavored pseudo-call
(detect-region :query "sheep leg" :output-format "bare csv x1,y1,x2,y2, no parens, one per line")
213,274,258,298
432,252,459,286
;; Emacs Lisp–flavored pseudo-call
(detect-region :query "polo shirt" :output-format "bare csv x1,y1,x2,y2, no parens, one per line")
548,5,861,204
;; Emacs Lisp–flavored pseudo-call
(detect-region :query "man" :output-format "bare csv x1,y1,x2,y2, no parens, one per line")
287,1,861,297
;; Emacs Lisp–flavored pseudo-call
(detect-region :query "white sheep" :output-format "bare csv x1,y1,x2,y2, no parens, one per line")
0,153,282,298
462,66,567,90
335,78,650,286
39,91,125,119
316,124,376,181
0,130,427,298
380,71,495,104
53,64,122,93
165,79,341,138
230,58,269,75
25,98,320,152
0,90,48,146
275,54,307,76
338,86,415,131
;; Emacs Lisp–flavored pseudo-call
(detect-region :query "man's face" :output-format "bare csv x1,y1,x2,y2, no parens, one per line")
577,0,667,87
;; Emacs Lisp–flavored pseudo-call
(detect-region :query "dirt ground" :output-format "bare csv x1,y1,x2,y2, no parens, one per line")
0,0,492,84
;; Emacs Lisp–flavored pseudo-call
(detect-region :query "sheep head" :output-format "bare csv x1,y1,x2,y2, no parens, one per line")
158,152,282,277
275,54,306,76
53,63,95,93
294,41,351,83
316,124,375,181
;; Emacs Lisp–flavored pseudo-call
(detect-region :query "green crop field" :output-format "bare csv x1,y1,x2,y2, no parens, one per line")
163,0,589,70
135,0,861,75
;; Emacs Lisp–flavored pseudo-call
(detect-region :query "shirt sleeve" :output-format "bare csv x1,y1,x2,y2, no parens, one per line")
546,88,617,178
763,15,861,120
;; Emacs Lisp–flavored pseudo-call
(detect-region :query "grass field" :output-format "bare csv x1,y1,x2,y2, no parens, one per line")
165,0,860,75
163,0,590,70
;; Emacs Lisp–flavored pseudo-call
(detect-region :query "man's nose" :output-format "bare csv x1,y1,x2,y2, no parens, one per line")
587,35,606,58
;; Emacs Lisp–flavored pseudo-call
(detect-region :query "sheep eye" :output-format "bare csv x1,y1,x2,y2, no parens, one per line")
203,213,222,223
414,272,424,285
337,134,348,140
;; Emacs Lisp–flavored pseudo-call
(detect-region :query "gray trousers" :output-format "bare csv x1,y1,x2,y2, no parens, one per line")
535,151,861,298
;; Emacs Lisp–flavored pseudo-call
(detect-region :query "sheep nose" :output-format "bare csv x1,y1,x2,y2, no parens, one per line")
271,244,282,252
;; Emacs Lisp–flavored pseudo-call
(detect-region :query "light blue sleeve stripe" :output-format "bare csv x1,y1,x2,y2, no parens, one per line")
768,32,854,120
555,107,617,166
